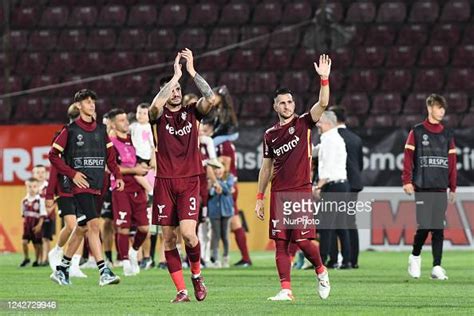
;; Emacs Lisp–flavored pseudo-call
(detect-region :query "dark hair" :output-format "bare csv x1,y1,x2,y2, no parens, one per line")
426,94,447,109
74,89,97,102
107,108,126,121
212,85,238,127
328,106,346,123
274,87,293,99
137,103,150,110
159,75,174,87
33,164,46,169
26,177,39,182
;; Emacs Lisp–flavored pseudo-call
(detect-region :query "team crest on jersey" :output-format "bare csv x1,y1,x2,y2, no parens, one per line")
289,127,295,135
76,134,84,146
181,112,187,121
33,201,39,211
422,134,430,146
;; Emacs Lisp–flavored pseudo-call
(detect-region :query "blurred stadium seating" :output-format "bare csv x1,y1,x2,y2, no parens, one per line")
0,0,473,127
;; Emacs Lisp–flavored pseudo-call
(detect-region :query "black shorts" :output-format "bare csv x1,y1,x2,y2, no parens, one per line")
58,196,77,217
100,189,113,220
74,193,100,226
137,156,151,165
42,219,56,240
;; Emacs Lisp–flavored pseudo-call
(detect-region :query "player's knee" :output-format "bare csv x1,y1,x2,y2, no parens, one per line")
181,232,198,246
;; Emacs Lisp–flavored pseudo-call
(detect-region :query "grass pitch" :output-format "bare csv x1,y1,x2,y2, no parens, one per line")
0,251,473,315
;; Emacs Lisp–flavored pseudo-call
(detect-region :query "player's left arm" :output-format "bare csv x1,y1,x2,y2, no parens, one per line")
105,136,124,191
310,54,331,123
181,48,216,115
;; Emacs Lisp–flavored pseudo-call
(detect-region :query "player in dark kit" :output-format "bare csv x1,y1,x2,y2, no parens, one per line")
255,55,332,301
49,89,124,286
149,49,216,303
403,94,457,280
108,108,150,276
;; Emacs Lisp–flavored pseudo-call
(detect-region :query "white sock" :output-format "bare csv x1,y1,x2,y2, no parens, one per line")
54,245,63,251
192,273,201,279
71,254,81,267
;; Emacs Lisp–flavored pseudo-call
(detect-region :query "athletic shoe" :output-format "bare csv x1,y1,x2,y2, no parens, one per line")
222,256,230,268
234,259,252,267
122,260,135,276
32,261,40,267
99,268,120,286
267,289,295,301
317,269,331,300
80,258,97,269
70,266,88,278
338,262,352,270
157,262,167,269
50,269,71,286
431,265,448,280
19,258,31,267
128,248,140,275
171,290,191,303
140,257,153,270
207,158,224,169
191,275,208,301
207,260,221,269
408,254,421,279
48,246,63,272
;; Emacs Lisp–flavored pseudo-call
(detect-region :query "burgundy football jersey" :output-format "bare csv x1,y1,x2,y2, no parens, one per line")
217,141,237,178
151,103,204,178
263,113,315,192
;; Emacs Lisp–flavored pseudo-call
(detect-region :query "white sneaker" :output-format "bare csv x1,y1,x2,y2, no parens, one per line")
122,260,135,276
70,255,87,278
128,248,140,275
48,246,63,272
80,257,97,269
408,254,421,279
431,265,448,280
222,256,230,268
207,260,221,269
317,269,331,300
267,289,294,301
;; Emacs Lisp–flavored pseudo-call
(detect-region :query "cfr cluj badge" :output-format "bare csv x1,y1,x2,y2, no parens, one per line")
76,134,85,146
181,112,187,121
289,126,295,135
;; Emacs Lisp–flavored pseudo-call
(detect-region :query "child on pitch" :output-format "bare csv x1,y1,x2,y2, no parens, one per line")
207,166,235,268
19,178,47,267
129,103,155,203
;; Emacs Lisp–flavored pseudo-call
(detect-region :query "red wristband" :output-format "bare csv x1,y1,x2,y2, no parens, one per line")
256,192,265,200
321,78,329,86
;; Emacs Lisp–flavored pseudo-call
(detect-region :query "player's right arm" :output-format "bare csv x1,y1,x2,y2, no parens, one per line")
402,130,415,195
255,158,273,221
49,128,89,189
149,53,182,120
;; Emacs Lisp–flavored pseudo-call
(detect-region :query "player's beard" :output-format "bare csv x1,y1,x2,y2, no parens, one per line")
279,110,294,120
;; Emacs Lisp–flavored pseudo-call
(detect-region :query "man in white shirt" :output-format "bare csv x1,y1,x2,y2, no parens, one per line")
314,111,352,269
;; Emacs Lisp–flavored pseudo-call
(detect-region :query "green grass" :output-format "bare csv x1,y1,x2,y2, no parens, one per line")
0,251,473,315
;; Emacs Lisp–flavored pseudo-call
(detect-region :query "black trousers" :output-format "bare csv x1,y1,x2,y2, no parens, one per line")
329,190,360,266
318,181,351,265
412,191,448,266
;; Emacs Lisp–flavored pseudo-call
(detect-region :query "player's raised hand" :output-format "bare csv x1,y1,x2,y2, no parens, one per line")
181,48,197,77
314,54,331,79
73,171,89,189
173,52,183,79
255,199,265,221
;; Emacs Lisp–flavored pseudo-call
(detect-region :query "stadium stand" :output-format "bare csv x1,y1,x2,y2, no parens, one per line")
0,0,473,127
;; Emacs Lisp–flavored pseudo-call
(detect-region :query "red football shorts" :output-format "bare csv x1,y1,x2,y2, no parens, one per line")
152,176,200,226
